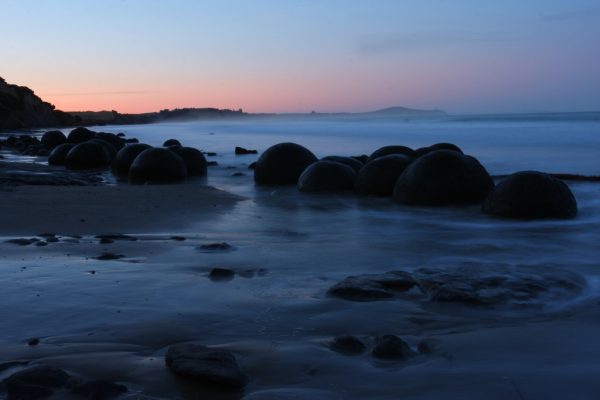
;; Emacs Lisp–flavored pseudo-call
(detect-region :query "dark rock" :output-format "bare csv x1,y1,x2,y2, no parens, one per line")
372,335,416,360
95,234,138,241
95,132,125,150
111,143,152,177
482,171,577,219
2,366,72,399
254,142,318,185
170,236,186,241
72,380,127,400
163,139,181,147
199,242,233,251
35,241,48,247
209,268,235,282
67,127,96,144
165,343,249,389
297,160,356,192
235,146,258,155
205,152,217,157
417,341,433,354
351,155,369,164
46,237,59,243
368,145,415,162
322,156,364,173
40,130,67,149
328,271,416,301
48,143,76,166
94,253,124,261
231,172,245,177
65,141,112,170
415,143,463,158
99,238,113,244
27,338,40,346
87,139,117,160
5,238,36,246
248,162,257,170
329,335,366,355
169,146,207,176
354,154,412,196
129,148,187,184
393,150,494,206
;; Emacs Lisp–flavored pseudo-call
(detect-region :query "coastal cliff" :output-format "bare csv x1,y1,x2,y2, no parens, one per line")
0,77,77,130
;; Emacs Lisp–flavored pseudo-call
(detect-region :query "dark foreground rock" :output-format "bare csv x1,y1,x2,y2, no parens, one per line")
198,242,233,251
163,138,181,147
129,148,187,184
415,143,463,158
254,142,318,185
321,156,364,173
297,160,357,192
368,145,415,162
329,335,366,355
40,130,67,149
393,150,494,206
354,154,413,196
67,127,96,144
169,146,207,176
328,271,417,301
483,171,577,219
65,141,112,170
372,335,416,360
1,366,72,399
165,343,249,389
209,268,235,281
111,143,152,177
48,143,76,166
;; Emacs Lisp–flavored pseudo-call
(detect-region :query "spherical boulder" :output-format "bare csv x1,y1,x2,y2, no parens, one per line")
322,156,363,173
163,139,181,147
482,171,577,219
48,143,75,166
129,148,187,184
415,143,463,158
41,130,67,149
111,143,152,177
254,142,318,185
368,145,415,162
354,154,413,196
168,146,207,176
67,127,96,144
393,150,494,206
65,141,112,170
95,132,125,150
87,139,117,160
297,160,357,192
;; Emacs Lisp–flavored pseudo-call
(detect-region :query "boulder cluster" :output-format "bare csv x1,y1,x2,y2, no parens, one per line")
36,128,207,184
253,142,578,219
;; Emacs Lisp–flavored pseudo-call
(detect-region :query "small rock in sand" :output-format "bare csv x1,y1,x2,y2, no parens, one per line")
235,146,258,155
170,236,186,241
72,380,128,399
5,238,36,246
94,253,125,261
165,343,249,389
209,268,235,281
329,335,366,355
2,366,72,399
198,242,234,252
372,335,416,360
27,338,40,346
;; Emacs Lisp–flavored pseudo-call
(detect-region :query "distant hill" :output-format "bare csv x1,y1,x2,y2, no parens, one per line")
363,106,447,117
0,77,77,130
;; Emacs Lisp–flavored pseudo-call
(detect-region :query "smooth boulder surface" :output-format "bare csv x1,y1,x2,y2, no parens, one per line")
67,127,95,144
368,145,415,162
354,154,412,196
163,138,181,147
129,147,187,184
65,141,112,170
393,150,494,206
87,138,117,160
322,155,363,173
96,132,125,150
372,335,416,360
483,171,577,219
48,143,75,166
254,142,318,185
41,130,67,148
169,146,207,176
297,160,356,192
415,143,463,158
111,143,152,177
165,343,249,389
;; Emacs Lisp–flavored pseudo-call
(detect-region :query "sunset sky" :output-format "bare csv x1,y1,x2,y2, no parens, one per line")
1,0,599,114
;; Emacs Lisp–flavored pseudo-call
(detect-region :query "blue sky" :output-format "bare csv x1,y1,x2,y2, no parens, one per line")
1,0,598,113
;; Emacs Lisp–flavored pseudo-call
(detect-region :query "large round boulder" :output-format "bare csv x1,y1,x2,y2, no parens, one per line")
298,160,357,192
354,154,413,196
87,139,117,160
393,150,493,206
482,171,577,219
65,141,112,170
368,145,415,162
254,143,318,185
169,146,207,176
67,127,96,144
415,143,463,158
48,143,75,166
322,156,363,173
111,143,152,177
129,148,187,184
96,132,125,150
41,130,67,149
163,139,181,147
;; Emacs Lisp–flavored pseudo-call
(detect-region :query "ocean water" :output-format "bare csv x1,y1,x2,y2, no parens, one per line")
2,116,600,399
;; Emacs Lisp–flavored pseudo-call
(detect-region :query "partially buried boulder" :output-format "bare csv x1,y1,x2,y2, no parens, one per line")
393,150,493,206
163,138,181,147
111,143,152,177
67,127,95,144
169,146,207,176
95,132,125,150
48,143,75,166
165,343,249,389
65,141,112,170
368,145,415,162
297,160,356,192
321,155,363,173
254,142,318,185
354,154,412,196
482,171,577,219
372,335,416,360
2,366,73,399
129,147,187,184
40,130,66,149
414,143,463,158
